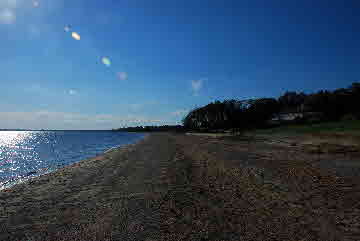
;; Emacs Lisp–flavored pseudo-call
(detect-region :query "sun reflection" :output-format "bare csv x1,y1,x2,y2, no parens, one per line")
0,131,40,190
0,131,32,148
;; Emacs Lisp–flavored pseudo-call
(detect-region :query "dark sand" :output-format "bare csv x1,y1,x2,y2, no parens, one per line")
1,133,360,240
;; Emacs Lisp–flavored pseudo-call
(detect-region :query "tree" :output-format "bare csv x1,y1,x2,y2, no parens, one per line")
278,91,306,112
181,81,360,132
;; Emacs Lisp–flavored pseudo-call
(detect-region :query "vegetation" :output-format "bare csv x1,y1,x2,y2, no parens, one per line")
182,82,360,132
181,98,279,131
112,82,360,133
252,120,360,135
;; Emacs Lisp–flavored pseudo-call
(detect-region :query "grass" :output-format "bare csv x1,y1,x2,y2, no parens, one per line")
251,120,360,136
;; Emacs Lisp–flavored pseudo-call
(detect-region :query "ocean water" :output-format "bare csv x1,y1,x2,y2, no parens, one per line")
0,131,145,190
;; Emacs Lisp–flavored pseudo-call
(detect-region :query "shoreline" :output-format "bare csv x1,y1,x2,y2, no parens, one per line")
103,133,150,154
0,133,149,192
1,133,360,240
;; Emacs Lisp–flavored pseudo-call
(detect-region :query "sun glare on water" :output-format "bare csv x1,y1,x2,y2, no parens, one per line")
0,131,31,148
0,131,34,190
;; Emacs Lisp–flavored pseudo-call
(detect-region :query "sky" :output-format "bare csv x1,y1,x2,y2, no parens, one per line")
0,0,359,129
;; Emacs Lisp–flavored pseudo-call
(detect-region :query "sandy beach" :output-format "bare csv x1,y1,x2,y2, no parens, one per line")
1,133,360,240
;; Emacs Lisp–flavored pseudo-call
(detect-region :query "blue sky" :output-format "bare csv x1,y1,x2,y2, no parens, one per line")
1,0,359,129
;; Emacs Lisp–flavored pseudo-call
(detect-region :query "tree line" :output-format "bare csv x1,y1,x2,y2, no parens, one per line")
182,82,360,131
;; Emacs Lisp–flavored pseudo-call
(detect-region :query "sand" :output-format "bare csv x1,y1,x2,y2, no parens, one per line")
1,133,360,240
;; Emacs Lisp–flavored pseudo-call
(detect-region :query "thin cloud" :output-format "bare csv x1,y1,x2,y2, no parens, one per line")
128,101,158,112
0,9,16,24
171,109,188,117
0,111,165,130
129,103,143,112
0,0,18,24
0,0,18,9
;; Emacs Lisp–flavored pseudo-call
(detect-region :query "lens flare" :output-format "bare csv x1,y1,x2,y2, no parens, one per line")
33,1,39,7
117,72,128,80
71,32,81,40
101,57,111,67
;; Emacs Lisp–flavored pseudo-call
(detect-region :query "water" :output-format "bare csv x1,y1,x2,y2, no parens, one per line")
0,131,145,190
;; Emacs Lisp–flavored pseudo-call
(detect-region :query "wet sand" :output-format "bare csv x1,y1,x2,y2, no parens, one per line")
1,133,360,240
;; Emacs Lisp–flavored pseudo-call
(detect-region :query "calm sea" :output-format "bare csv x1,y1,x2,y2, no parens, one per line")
0,131,145,190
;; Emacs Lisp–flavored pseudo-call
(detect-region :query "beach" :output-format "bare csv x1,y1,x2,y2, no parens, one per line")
1,133,360,240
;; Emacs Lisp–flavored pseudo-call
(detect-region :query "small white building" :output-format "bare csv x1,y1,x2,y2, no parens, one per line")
272,113,304,121
270,112,323,122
